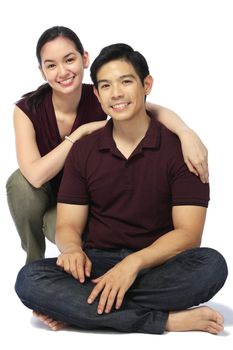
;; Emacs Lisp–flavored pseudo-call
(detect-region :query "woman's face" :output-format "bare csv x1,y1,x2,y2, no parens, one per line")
39,36,89,95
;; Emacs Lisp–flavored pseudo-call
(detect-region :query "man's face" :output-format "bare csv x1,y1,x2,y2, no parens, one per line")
94,59,152,122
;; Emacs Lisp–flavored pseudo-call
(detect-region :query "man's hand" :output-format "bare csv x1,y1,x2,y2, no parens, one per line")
87,255,140,314
56,247,92,283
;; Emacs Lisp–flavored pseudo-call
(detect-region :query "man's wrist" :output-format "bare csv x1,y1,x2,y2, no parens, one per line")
126,252,145,273
60,243,83,254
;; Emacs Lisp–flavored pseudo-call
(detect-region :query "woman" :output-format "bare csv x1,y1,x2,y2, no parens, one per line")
6,26,208,263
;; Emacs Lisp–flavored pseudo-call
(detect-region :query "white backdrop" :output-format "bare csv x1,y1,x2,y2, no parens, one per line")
0,0,232,349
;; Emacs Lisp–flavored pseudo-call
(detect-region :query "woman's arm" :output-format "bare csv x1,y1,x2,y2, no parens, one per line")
13,105,106,188
146,102,208,183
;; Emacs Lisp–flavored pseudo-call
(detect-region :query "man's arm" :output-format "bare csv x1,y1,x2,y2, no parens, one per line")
55,202,90,282
132,205,206,269
146,102,209,183
87,205,207,314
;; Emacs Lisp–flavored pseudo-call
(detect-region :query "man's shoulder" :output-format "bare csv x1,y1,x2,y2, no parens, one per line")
158,121,181,149
73,128,103,153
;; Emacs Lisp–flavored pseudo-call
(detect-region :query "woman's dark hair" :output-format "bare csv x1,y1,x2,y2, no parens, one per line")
90,43,150,88
22,26,84,112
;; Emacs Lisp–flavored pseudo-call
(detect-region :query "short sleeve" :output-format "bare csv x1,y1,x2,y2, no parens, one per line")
168,138,210,208
57,143,89,205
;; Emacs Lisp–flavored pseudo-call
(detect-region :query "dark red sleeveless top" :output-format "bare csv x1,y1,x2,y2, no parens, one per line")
16,84,107,193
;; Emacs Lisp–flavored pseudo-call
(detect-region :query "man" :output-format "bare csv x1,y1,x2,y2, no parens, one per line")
15,43,227,334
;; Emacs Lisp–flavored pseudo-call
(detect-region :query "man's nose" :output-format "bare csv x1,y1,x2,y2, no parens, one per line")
111,84,124,99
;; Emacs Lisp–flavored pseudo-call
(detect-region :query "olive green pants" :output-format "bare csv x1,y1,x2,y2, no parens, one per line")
6,169,57,263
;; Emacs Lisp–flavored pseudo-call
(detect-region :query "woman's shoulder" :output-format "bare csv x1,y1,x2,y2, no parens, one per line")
15,88,52,118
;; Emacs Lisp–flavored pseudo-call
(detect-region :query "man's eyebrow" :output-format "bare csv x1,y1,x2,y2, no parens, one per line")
120,74,135,79
97,79,110,85
97,74,136,85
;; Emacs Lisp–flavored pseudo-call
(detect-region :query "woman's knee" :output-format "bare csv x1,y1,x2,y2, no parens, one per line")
6,169,34,199
6,169,52,215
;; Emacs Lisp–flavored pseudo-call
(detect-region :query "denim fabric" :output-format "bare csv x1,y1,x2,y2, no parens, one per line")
15,247,228,334
6,169,57,263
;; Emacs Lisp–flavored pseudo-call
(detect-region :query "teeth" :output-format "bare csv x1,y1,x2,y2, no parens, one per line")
59,77,74,85
112,103,128,109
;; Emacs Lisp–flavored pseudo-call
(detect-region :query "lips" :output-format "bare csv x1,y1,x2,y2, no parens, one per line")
58,76,75,86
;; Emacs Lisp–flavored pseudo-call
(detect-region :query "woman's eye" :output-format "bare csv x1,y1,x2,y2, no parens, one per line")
47,64,56,69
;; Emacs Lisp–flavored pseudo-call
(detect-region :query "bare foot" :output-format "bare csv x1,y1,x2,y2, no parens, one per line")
166,306,224,334
33,311,66,331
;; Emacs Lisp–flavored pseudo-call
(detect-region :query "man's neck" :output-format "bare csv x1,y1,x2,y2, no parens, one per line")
112,112,150,159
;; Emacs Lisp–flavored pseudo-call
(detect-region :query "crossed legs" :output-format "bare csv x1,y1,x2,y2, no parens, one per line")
15,247,228,334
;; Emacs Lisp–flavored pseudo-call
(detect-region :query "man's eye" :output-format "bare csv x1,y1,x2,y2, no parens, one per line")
122,80,132,85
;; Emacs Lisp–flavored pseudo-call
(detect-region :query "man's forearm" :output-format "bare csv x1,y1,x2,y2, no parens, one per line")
131,228,201,272
55,225,83,253
55,203,89,253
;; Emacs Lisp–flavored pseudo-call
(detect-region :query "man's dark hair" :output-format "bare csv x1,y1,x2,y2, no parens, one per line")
90,43,150,88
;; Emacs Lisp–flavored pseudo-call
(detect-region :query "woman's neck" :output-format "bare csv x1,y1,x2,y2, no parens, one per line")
52,87,82,114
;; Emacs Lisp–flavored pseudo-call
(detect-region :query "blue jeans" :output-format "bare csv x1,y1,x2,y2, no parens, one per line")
15,247,228,334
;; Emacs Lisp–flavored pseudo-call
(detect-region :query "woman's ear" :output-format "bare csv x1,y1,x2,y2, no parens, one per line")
82,51,90,68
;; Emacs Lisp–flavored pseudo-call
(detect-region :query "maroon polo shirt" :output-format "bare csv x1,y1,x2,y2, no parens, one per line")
58,116,209,251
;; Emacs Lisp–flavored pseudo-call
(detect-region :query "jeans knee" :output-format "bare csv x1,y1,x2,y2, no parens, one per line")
15,264,31,302
202,247,228,291
15,259,56,300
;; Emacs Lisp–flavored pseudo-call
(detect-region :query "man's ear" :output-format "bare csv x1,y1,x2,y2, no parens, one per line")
144,75,153,96
93,86,101,102
39,65,46,81
82,51,90,68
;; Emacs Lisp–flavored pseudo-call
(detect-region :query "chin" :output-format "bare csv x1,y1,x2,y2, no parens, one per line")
112,114,133,122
